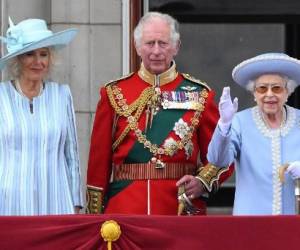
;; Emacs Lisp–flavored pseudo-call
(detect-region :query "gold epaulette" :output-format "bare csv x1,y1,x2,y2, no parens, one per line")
86,185,104,214
182,73,211,91
195,163,229,193
104,72,135,87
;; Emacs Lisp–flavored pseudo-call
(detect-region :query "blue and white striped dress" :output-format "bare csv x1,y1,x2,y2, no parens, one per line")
0,81,83,215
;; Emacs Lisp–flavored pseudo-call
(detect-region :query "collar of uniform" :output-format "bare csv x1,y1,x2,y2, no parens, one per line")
138,61,178,86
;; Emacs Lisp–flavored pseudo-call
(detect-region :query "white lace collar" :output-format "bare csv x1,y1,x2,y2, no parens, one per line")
252,105,296,138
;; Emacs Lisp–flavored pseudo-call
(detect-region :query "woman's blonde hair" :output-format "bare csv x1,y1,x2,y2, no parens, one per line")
7,47,57,80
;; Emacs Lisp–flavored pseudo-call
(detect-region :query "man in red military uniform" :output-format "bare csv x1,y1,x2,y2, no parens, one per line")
87,12,233,215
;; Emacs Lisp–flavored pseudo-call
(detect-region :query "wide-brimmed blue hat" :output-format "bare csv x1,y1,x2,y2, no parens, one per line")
0,17,78,70
232,53,300,87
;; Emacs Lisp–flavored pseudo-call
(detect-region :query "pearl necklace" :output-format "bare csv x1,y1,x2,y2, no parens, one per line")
15,79,44,99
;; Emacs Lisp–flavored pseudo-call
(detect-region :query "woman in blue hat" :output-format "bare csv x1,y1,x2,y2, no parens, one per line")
0,18,83,215
207,53,300,215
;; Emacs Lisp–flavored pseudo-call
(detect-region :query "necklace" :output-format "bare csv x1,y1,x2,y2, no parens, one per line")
14,79,44,99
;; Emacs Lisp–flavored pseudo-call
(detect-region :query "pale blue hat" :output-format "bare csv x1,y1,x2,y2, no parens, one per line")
0,17,78,70
232,53,300,87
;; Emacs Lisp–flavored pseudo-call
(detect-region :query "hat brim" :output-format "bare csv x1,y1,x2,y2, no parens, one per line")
0,28,77,70
232,57,300,87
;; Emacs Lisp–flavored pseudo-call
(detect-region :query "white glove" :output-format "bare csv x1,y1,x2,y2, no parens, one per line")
287,161,300,180
218,87,238,135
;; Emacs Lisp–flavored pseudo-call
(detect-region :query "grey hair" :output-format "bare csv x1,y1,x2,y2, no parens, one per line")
134,12,180,48
7,47,57,80
245,74,298,96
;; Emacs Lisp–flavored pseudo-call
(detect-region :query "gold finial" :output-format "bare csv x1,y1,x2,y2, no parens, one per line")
177,185,186,215
100,220,121,250
279,164,289,183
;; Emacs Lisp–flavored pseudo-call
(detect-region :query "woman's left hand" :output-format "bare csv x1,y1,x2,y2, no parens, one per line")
287,161,300,179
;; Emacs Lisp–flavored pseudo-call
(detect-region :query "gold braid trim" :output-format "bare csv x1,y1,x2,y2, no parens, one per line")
126,89,207,157
112,124,131,151
104,72,134,87
195,163,230,193
86,185,103,214
182,73,211,91
106,85,154,117
107,85,154,150
107,84,209,158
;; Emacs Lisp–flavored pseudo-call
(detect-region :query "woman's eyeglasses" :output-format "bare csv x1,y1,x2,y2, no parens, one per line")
255,84,287,94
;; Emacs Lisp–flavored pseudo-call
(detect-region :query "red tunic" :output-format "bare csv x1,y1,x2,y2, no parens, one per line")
87,67,233,215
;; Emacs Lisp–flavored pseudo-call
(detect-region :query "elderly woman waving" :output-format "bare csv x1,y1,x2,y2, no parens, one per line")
207,53,300,215
0,18,83,215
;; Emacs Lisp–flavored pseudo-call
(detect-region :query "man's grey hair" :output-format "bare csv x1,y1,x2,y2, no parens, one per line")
134,12,180,48
246,74,298,96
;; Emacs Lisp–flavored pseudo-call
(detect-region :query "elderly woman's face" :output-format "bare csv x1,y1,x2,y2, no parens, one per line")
18,48,50,81
254,74,288,116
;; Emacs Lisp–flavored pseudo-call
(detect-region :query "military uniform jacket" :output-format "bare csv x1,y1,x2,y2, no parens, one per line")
87,63,232,215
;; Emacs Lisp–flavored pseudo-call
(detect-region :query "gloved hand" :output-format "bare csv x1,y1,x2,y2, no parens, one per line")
287,161,300,180
218,86,238,135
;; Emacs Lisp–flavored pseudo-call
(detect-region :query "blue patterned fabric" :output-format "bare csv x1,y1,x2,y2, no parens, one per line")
0,81,83,215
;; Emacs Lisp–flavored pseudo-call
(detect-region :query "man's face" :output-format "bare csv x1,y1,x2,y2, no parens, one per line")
135,18,179,75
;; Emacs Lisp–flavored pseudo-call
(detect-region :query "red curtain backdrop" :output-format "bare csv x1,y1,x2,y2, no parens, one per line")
0,215,299,250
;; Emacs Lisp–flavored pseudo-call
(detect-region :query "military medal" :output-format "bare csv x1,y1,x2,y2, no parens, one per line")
180,85,197,91
151,157,166,169
106,70,209,168
173,118,193,159
174,118,190,139
161,90,205,111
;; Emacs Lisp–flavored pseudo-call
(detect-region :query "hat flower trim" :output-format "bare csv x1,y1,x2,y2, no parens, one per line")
0,17,24,54
5,25,24,53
